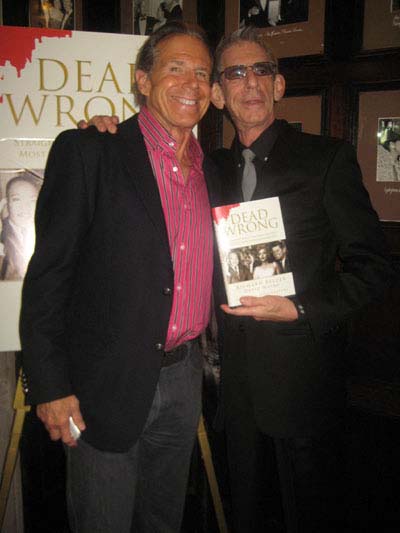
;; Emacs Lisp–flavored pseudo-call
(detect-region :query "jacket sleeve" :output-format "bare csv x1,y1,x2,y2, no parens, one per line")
300,141,395,336
20,129,96,405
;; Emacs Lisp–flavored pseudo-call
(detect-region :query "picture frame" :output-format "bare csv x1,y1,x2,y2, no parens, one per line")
360,0,400,53
275,90,327,135
29,0,82,30
351,83,400,223
120,0,195,35
226,0,326,59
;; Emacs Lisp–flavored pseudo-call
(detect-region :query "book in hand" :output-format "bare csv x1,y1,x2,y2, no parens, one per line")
212,197,296,307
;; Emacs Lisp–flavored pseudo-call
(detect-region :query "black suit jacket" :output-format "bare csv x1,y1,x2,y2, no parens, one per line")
21,115,195,452
134,15,158,35
241,0,308,27
227,263,252,284
209,121,393,437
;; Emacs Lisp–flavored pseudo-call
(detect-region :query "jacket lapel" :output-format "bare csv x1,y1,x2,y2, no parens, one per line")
116,115,170,254
253,125,295,199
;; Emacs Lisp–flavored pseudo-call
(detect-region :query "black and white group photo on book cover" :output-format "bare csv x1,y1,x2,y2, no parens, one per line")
224,240,291,285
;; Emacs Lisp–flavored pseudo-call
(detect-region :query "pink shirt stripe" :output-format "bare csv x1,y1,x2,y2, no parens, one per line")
139,108,213,351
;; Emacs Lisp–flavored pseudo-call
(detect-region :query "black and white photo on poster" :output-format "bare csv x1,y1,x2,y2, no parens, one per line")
133,0,183,35
240,0,309,28
0,169,43,281
376,117,400,182
29,0,75,29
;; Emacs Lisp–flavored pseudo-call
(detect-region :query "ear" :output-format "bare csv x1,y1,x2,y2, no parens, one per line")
135,69,151,98
211,82,226,110
273,74,285,103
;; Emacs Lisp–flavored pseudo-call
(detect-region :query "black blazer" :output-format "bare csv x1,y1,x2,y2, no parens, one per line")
21,115,182,452
209,121,394,437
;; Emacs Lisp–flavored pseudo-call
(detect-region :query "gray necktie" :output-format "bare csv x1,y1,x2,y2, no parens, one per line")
242,148,257,201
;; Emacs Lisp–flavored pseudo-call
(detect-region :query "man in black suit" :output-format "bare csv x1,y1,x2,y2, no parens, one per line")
271,240,290,273
20,22,215,533
226,250,253,284
241,0,309,27
209,26,393,532
133,0,159,35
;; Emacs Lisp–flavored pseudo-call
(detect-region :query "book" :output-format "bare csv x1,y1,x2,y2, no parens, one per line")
212,197,296,307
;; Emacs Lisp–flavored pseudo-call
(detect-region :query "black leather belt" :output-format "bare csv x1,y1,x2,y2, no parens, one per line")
161,337,199,367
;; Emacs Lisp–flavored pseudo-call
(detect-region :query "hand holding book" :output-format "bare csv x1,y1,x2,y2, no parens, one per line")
221,294,298,322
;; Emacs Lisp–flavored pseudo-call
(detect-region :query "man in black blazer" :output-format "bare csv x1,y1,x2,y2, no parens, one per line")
271,240,290,273
226,250,253,284
20,22,215,533
209,27,394,532
241,0,309,27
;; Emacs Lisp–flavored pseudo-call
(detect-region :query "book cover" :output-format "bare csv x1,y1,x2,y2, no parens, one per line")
212,197,296,307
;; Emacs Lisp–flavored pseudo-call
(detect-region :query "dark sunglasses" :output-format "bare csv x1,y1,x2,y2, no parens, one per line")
219,61,277,81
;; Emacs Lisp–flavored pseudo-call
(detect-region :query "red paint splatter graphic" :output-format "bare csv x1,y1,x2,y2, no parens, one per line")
212,204,240,222
0,26,72,103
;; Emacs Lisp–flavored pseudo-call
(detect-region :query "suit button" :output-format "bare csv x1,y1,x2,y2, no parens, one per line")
162,287,172,295
238,323,245,332
155,343,164,351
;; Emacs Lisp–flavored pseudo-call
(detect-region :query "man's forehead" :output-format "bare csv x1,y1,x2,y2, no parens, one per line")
154,35,211,65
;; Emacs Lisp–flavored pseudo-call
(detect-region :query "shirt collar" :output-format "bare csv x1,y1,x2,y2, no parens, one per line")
234,119,283,164
138,106,203,165
138,106,178,154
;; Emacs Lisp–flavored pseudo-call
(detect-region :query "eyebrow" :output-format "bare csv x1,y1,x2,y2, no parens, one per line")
167,59,210,71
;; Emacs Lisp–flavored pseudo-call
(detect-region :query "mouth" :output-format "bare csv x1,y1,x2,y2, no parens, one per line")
173,96,198,106
243,98,264,105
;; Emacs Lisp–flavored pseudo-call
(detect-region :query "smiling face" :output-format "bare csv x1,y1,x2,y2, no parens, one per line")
271,244,284,261
258,247,268,263
135,34,212,141
212,40,285,146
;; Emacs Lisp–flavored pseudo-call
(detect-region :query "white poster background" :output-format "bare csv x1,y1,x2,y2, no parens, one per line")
0,27,146,351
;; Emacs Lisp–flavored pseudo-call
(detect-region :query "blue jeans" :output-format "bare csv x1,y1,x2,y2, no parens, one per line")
65,343,203,533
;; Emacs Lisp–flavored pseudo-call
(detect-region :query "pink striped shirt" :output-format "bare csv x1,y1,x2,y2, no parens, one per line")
138,107,213,351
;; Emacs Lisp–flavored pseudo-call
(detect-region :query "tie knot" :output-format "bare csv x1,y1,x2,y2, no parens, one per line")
242,148,255,163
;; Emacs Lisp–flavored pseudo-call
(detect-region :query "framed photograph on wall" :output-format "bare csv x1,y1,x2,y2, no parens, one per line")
226,0,326,59
29,0,82,30
275,91,327,135
361,0,400,52
353,84,400,222
120,1,189,35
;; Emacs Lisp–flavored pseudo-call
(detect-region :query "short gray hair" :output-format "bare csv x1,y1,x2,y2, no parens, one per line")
213,26,278,82
133,21,212,107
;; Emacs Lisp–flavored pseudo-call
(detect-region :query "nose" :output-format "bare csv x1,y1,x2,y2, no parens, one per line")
182,69,199,88
244,68,259,88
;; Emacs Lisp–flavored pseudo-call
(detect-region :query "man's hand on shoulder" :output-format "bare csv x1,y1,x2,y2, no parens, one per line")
77,115,120,134
37,394,86,447
221,295,298,322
